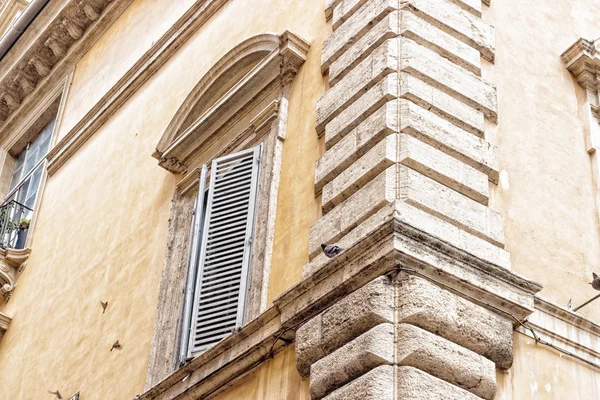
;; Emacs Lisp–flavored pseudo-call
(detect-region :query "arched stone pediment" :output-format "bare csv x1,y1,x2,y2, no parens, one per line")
154,31,310,173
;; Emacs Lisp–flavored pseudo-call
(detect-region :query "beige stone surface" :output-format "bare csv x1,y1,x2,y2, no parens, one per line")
316,100,398,193
296,276,394,377
398,165,504,246
396,323,496,399
322,134,397,212
309,166,396,259
310,323,394,399
322,365,394,400
395,274,514,369
396,366,482,400
399,99,498,182
398,133,489,205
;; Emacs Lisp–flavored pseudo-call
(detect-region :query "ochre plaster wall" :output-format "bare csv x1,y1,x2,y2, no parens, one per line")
485,0,600,323
212,345,309,400
497,334,600,399
0,0,326,398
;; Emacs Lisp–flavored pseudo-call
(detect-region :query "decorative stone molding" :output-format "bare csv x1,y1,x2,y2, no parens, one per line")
153,31,309,173
0,0,130,127
0,0,30,39
517,296,600,369
46,0,230,176
0,0,132,157
145,32,310,389
0,311,10,342
562,39,600,222
0,247,30,302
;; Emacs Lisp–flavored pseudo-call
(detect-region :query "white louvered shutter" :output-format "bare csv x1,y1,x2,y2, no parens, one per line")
188,145,262,356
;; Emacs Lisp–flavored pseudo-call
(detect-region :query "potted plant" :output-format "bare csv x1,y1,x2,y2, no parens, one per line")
15,218,29,249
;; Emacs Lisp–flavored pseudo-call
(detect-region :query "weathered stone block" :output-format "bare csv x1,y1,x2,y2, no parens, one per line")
316,101,398,193
395,200,511,270
322,365,394,400
398,165,504,246
309,166,396,259
452,0,482,17
400,72,484,137
399,99,498,183
400,10,480,76
404,0,495,62
296,276,394,378
317,39,398,132
322,0,398,72
310,323,394,399
396,323,496,399
330,11,400,85
396,366,482,400
398,133,488,205
395,274,514,369
400,38,497,121
322,73,398,142
322,134,398,212
332,0,369,30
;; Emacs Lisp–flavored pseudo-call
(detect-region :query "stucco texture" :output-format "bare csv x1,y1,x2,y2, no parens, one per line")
497,333,600,399
0,0,326,398
485,0,600,323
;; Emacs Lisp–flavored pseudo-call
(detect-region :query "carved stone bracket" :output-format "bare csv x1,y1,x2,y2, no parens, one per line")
0,311,10,342
0,247,31,302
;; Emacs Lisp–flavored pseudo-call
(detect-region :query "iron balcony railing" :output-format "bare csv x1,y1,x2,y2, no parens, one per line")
0,200,32,249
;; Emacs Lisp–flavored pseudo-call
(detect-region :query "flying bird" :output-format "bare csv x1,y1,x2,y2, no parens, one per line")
321,243,343,258
110,340,121,352
100,301,108,314
591,272,600,291
48,390,63,399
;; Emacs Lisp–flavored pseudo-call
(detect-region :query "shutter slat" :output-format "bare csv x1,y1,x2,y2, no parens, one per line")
187,145,261,356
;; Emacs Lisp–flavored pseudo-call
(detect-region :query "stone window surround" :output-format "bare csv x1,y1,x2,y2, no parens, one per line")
563,38,600,227
0,70,72,304
145,31,310,389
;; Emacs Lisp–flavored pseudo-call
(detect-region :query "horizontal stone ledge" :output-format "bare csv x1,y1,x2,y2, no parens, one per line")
315,100,398,195
332,0,369,30
397,366,483,399
396,323,496,399
400,9,481,76
396,273,514,369
400,37,497,122
322,134,398,213
400,72,485,137
399,133,489,205
322,0,398,73
310,323,394,398
395,199,508,269
399,165,504,246
317,38,398,133
323,72,398,147
404,0,495,63
400,99,499,183
296,276,394,378
323,365,394,400
451,0,483,17
329,11,400,86
309,166,397,260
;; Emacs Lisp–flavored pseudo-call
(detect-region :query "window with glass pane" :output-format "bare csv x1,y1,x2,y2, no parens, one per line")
0,118,55,249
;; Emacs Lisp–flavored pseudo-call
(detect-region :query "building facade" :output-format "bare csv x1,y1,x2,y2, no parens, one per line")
0,0,599,399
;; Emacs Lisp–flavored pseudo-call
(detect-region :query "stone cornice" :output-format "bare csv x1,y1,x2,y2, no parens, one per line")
516,296,600,369
140,211,542,399
0,0,133,141
563,38,600,117
46,0,230,176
